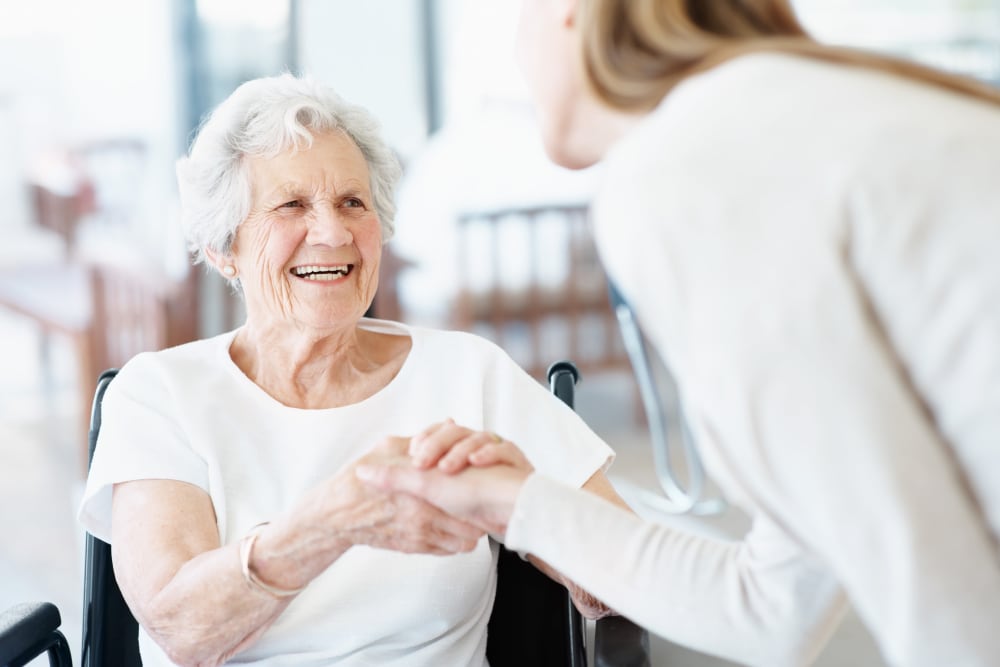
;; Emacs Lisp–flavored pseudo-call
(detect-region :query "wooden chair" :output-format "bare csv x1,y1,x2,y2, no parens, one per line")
75,259,198,466
451,203,628,381
370,245,415,321
27,137,147,258
30,181,94,258
0,255,199,472
85,259,197,382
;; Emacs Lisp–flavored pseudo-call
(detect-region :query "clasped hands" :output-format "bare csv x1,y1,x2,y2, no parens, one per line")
352,419,533,551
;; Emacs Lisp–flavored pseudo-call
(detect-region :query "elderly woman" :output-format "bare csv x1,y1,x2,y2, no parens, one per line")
77,73,627,666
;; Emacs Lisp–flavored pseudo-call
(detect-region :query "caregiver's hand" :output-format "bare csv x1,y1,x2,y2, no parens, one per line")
355,437,532,537
408,419,533,473
361,423,620,620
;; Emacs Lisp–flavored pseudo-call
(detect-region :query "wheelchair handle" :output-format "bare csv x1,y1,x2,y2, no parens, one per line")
547,361,580,410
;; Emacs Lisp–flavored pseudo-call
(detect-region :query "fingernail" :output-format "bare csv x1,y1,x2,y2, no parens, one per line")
355,465,375,481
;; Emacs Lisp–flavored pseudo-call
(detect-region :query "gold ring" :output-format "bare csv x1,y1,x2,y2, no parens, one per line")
489,431,503,444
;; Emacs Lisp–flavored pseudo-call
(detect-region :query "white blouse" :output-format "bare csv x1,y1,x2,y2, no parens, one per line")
79,320,613,666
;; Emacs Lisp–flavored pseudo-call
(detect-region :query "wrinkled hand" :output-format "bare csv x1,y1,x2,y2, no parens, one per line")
305,436,486,555
357,425,534,537
409,419,532,474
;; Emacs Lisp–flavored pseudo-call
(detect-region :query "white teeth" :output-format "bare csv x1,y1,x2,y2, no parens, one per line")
292,264,350,277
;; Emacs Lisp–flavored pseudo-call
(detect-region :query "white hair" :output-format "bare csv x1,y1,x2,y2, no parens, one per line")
176,73,402,265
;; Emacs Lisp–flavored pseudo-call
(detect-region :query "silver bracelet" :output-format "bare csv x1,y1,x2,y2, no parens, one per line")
238,522,306,599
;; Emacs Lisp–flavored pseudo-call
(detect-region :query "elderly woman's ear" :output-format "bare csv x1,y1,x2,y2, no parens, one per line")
204,246,238,280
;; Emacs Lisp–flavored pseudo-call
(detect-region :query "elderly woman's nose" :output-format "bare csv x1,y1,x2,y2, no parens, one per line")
307,204,354,246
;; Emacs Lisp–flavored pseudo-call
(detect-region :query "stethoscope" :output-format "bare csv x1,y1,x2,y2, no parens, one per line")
609,281,727,516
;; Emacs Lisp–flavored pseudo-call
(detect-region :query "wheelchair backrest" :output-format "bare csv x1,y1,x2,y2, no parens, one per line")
82,369,141,667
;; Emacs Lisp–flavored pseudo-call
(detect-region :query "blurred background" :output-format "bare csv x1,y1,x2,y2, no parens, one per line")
1,1,998,665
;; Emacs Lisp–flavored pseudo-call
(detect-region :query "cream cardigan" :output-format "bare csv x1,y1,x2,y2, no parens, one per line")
507,53,1000,666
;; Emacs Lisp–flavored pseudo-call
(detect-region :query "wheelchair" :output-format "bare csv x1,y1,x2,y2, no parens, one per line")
0,362,650,667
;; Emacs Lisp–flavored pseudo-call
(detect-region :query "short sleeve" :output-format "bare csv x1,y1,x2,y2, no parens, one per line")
481,346,614,490
77,354,209,543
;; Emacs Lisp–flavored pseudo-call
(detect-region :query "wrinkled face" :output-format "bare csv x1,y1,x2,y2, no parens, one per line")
232,130,382,332
515,0,594,168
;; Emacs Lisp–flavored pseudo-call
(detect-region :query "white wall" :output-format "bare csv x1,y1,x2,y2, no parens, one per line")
793,0,1000,81
0,0,183,163
296,0,429,161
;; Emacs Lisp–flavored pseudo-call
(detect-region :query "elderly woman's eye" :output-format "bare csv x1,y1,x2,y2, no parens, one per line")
343,197,365,208
280,200,302,209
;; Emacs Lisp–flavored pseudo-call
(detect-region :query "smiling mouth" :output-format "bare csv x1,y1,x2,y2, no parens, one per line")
290,264,353,281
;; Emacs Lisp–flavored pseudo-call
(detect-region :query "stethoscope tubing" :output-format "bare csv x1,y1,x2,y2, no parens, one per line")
611,284,727,516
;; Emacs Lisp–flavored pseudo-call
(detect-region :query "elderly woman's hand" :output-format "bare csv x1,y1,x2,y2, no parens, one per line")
409,419,534,475
303,435,487,556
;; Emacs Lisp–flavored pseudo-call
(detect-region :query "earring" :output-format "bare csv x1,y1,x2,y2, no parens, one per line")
222,265,236,277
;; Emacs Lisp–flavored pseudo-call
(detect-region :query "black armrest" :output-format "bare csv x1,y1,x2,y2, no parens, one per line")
0,601,72,666
594,614,651,667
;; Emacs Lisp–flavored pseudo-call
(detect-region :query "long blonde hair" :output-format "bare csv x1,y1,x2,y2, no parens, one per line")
580,0,1000,111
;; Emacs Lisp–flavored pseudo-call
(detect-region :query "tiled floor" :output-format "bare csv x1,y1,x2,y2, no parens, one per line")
0,309,884,666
